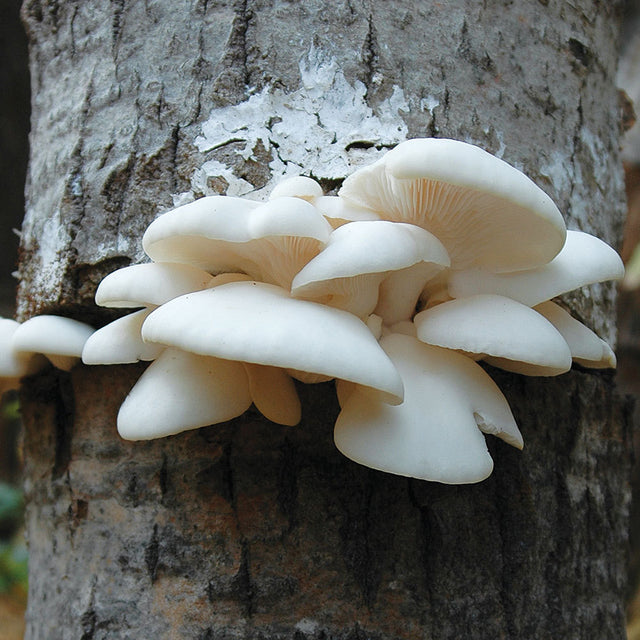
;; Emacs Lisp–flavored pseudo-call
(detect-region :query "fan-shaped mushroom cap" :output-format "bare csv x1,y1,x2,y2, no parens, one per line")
142,281,403,404
0,319,46,390
12,315,94,371
339,138,566,272
535,301,616,368
334,333,522,484
142,196,332,287
449,230,625,306
117,348,252,440
269,176,323,202
414,294,571,376
96,263,214,308
82,309,164,365
292,221,449,320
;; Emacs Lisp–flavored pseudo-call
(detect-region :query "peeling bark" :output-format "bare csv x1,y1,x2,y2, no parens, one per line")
19,1,631,638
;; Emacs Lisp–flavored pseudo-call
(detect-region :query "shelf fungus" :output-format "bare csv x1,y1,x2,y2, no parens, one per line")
3,138,625,484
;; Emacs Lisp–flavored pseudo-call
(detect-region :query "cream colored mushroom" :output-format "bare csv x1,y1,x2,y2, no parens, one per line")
292,220,449,322
117,348,253,440
334,333,522,484
12,315,94,371
414,294,572,376
534,301,616,369
339,138,566,272
95,262,214,308
141,281,404,404
448,230,625,306
143,195,332,288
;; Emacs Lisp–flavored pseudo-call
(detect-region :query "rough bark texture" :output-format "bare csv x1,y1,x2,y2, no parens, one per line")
18,1,631,638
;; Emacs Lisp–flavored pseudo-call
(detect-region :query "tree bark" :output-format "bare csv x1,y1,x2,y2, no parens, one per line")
18,1,631,638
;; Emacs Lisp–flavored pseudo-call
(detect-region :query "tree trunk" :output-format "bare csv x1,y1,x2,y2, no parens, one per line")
18,1,631,638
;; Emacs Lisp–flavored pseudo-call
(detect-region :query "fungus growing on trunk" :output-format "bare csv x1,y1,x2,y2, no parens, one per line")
1,138,625,484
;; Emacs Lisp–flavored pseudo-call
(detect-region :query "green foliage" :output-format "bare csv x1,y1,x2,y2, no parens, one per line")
0,482,27,594
0,538,27,594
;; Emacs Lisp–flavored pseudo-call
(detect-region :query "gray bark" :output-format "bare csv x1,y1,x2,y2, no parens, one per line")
18,1,631,638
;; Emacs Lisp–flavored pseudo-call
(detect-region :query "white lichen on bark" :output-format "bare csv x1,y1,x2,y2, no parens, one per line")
180,45,410,203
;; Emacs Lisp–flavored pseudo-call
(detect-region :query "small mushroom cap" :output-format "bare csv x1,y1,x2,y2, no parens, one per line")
13,315,94,370
449,230,625,307
117,348,252,440
535,301,616,368
96,262,214,308
339,138,567,272
142,281,404,404
142,196,332,287
334,333,522,484
291,221,449,318
0,318,45,379
82,309,164,365
414,294,572,376
293,221,449,292
269,176,323,202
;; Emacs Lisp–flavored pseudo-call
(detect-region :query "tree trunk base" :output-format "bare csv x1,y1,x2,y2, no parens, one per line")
21,364,631,639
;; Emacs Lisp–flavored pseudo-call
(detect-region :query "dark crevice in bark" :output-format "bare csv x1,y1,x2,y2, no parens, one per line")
127,471,140,508
145,523,160,582
170,124,180,193
159,452,169,500
361,14,380,99
111,0,126,60
52,370,75,480
232,541,255,617
338,474,382,609
69,4,78,57
210,0,253,106
80,580,97,640
277,438,298,533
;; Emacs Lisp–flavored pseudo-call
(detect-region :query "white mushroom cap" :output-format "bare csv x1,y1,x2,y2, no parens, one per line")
414,294,572,376
339,138,566,271
82,309,164,365
535,301,616,368
0,319,46,390
244,363,301,426
12,315,95,371
269,176,323,202
117,348,252,440
313,196,381,228
142,281,404,404
291,221,449,320
334,333,522,484
142,196,332,287
449,230,625,306
96,262,214,308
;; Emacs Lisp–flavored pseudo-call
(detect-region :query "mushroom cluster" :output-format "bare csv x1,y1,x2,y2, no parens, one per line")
5,139,625,484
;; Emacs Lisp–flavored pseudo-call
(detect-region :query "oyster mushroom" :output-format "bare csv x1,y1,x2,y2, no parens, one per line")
85,262,217,366
292,220,450,322
117,348,253,440
143,195,332,288
414,294,572,376
141,281,404,404
534,301,616,369
448,230,625,306
268,175,323,202
12,315,94,371
95,262,214,308
339,137,567,272
0,319,46,391
334,333,522,484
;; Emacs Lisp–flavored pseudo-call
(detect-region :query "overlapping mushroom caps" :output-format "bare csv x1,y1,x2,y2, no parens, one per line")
1,137,621,485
